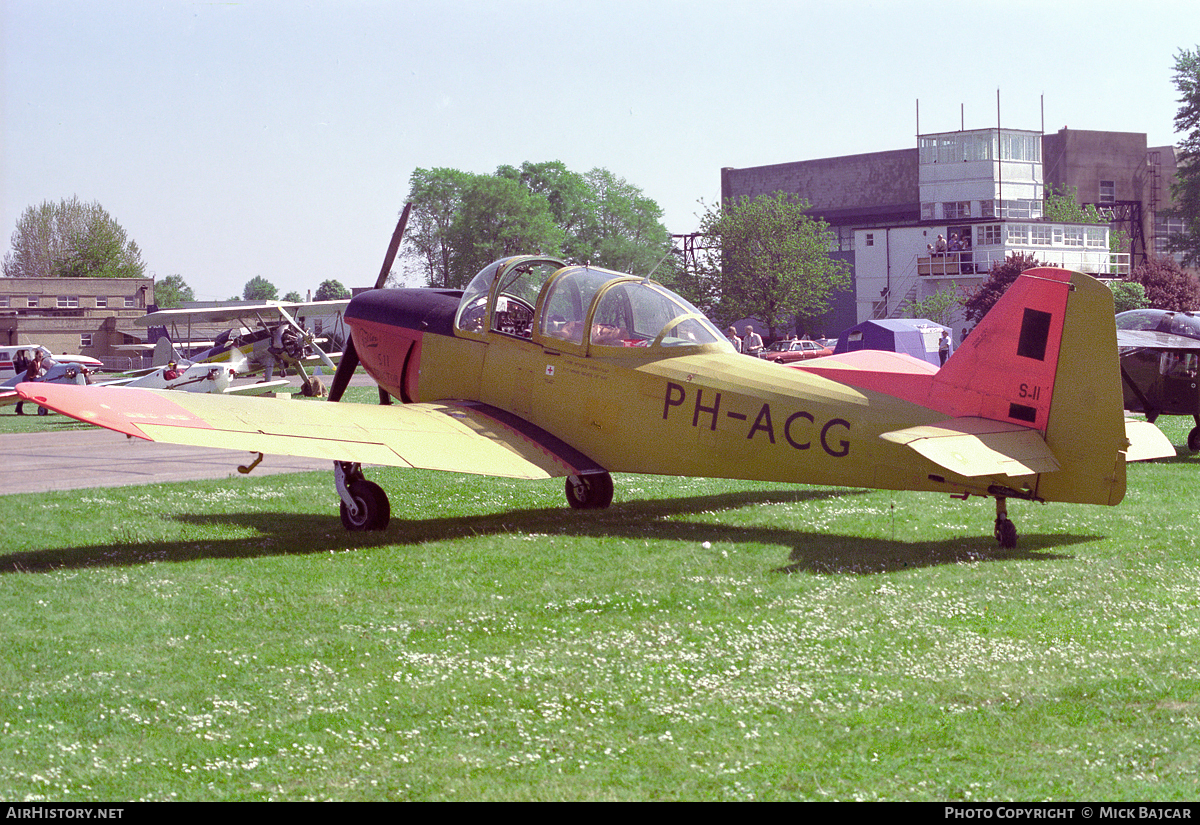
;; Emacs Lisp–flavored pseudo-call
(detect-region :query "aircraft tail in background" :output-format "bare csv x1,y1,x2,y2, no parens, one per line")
152,337,182,367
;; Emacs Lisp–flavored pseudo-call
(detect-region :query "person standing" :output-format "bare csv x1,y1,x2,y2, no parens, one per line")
726,326,742,353
15,350,44,415
743,325,763,357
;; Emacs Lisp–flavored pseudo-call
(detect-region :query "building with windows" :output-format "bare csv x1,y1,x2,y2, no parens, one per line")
0,277,155,364
721,126,1180,334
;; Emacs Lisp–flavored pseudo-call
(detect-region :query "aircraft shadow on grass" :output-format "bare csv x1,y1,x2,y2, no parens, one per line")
3,487,1090,576
1137,448,1200,466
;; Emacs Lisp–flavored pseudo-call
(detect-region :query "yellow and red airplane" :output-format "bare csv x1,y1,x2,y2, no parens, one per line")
18,254,1171,547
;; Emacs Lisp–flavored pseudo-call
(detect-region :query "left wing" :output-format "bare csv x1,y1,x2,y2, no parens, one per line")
17,383,602,480
1116,328,1200,350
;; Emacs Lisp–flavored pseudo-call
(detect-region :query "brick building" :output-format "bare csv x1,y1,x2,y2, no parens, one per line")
0,277,155,363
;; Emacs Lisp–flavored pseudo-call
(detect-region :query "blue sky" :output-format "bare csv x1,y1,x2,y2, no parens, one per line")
2,0,1193,300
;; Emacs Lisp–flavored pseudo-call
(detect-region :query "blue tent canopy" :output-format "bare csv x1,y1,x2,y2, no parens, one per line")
833,318,951,367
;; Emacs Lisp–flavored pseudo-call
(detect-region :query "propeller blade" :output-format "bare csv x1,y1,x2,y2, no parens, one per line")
375,202,412,290
327,334,359,402
330,202,412,404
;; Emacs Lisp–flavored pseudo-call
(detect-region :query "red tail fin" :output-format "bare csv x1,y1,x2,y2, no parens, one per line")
930,267,1072,431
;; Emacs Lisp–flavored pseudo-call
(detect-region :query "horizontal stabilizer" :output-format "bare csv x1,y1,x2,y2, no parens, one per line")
880,417,1060,478
1123,418,1176,462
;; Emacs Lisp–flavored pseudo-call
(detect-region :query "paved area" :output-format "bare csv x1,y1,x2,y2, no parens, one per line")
0,372,380,495
0,429,332,495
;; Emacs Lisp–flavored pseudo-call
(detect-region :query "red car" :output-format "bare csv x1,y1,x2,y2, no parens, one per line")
758,339,833,363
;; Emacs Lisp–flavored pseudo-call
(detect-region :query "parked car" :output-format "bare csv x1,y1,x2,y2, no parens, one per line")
758,339,833,363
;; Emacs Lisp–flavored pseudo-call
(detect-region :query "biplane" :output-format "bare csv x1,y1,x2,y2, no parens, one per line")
139,300,348,395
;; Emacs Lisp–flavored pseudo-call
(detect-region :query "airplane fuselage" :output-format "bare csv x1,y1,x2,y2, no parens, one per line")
346,287,984,498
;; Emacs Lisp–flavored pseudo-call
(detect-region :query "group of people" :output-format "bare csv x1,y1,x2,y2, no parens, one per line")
928,233,975,273
927,232,971,257
726,325,839,356
725,325,764,356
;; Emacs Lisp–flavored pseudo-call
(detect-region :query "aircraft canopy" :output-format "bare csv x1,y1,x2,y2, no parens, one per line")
454,256,730,355
1116,308,1200,340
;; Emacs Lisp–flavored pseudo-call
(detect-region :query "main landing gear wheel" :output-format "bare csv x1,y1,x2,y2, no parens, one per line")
1188,426,1200,453
335,462,391,531
340,479,391,531
566,472,614,510
994,496,1018,549
327,206,411,531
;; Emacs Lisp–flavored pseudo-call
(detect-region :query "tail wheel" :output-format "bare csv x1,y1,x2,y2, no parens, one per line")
994,496,1017,548
340,479,391,531
995,518,1018,549
566,472,614,510
1188,426,1200,452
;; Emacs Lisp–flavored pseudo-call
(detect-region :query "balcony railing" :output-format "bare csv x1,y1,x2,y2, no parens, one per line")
917,249,1130,278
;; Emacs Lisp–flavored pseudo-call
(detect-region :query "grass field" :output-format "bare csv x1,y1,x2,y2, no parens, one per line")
2,400,1199,800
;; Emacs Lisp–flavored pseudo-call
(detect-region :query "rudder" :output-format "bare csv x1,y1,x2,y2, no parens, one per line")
1038,270,1127,505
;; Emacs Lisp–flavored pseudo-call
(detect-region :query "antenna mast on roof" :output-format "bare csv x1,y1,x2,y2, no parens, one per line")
997,89,1002,215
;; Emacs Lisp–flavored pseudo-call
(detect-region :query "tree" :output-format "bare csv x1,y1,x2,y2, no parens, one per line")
962,252,1042,325
497,161,592,260
499,162,674,276
692,193,849,339
581,168,674,277
445,175,564,285
402,161,673,289
404,167,472,289
282,291,303,303
314,279,350,301
3,196,145,279
155,274,194,308
1128,255,1200,310
1108,280,1149,314
1167,46,1200,267
243,276,278,301
402,168,563,289
1045,184,1128,269
1044,185,1106,224
903,284,962,326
